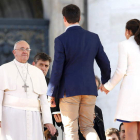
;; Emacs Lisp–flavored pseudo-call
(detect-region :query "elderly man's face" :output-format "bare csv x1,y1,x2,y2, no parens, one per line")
13,41,30,63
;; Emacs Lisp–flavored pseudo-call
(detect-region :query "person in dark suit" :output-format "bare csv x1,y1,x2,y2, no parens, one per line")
47,4,111,140
54,76,106,140
33,52,60,140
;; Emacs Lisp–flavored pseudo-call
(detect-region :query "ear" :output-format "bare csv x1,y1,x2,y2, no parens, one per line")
79,16,81,22
128,30,133,36
12,50,15,56
63,16,67,22
32,61,35,66
126,29,129,34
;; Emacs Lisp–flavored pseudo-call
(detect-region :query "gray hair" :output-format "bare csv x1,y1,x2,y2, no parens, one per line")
14,40,30,50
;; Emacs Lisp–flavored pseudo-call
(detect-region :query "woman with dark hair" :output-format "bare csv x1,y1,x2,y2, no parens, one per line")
101,19,140,140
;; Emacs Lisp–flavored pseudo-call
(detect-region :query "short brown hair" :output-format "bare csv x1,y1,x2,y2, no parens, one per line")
62,4,80,23
34,52,52,64
105,128,120,140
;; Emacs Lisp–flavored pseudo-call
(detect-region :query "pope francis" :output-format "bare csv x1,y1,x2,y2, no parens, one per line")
0,40,56,140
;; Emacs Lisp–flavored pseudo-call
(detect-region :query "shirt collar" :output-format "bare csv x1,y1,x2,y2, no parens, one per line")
129,35,134,40
14,59,28,68
65,24,80,31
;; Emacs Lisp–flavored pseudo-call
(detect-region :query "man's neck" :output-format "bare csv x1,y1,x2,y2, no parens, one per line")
65,23,80,31
15,59,27,64
65,22,79,28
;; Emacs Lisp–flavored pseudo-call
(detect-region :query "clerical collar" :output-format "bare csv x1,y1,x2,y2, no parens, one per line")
14,59,28,68
65,24,80,31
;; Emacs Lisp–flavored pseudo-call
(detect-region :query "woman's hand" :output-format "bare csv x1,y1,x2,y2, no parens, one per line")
100,84,109,94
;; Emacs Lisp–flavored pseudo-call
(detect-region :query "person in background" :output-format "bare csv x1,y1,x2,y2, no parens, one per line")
33,52,60,140
105,128,120,140
119,123,125,140
33,52,52,84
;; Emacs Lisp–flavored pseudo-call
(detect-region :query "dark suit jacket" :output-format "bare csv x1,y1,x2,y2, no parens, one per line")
46,77,50,85
79,105,106,140
47,26,111,98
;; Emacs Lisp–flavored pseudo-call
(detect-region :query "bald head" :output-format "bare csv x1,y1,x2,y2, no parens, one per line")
13,40,31,63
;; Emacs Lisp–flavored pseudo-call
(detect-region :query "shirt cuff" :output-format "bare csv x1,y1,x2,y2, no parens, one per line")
104,81,114,91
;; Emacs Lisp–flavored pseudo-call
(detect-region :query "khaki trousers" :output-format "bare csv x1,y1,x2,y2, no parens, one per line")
60,95,100,140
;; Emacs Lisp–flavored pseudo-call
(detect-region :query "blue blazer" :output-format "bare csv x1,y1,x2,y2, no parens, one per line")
47,26,111,98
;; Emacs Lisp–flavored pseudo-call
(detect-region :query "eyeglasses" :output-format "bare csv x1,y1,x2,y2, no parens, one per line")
14,48,31,52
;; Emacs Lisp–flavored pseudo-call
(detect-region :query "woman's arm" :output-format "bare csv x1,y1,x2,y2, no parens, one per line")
104,42,128,91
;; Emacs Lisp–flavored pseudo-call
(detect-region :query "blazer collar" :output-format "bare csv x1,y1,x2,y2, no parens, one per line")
65,26,82,32
65,24,80,31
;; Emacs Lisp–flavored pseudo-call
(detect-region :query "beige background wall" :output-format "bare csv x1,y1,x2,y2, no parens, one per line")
88,0,140,130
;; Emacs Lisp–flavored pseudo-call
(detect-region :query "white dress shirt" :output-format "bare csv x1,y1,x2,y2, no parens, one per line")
65,24,80,31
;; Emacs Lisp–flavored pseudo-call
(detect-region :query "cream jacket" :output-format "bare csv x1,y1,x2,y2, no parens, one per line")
104,36,140,121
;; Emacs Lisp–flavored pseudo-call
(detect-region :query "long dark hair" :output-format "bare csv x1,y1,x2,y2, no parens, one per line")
126,19,140,45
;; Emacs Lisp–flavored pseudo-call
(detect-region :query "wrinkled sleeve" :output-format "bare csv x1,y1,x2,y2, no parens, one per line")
47,38,65,97
39,94,53,124
0,90,4,121
95,35,111,84
104,42,127,91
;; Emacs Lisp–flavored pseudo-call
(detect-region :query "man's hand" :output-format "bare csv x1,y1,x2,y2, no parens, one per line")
44,123,56,136
100,84,109,94
48,96,56,107
54,114,62,123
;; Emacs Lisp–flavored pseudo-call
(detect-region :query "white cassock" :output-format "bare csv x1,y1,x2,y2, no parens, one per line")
0,59,52,140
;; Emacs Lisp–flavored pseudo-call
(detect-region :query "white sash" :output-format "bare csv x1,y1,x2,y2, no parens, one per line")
3,94,41,111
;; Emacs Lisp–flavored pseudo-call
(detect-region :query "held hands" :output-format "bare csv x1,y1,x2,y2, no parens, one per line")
48,96,56,107
99,84,109,94
44,123,56,136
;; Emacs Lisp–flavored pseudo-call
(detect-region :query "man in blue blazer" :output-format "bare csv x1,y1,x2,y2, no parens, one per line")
47,4,111,140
